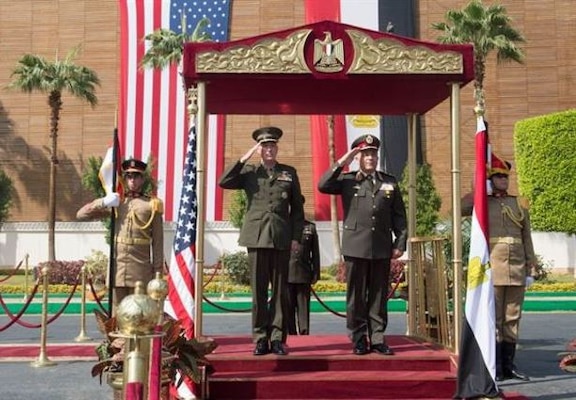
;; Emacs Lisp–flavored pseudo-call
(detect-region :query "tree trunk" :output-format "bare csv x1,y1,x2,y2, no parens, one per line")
47,92,62,262
326,115,342,263
48,160,56,261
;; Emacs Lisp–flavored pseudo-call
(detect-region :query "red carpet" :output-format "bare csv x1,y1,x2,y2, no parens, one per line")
0,335,530,399
205,335,530,399
0,342,97,362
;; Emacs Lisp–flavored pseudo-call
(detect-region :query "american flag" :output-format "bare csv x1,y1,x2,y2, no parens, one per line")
118,0,231,222
165,124,197,337
164,124,198,399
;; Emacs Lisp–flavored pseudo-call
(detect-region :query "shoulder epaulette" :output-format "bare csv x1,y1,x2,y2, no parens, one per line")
518,196,530,210
150,197,164,214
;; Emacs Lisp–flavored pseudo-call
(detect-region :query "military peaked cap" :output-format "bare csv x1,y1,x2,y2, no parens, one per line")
252,126,283,143
351,134,380,151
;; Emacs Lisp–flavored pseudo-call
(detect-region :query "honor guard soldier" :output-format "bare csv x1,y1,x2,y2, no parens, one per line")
219,126,305,356
318,134,407,356
76,158,164,313
287,196,321,335
463,153,538,381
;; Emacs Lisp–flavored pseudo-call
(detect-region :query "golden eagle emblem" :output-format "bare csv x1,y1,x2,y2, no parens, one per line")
313,32,344,73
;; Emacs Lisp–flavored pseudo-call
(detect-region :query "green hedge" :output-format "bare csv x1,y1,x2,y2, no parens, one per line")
514,109,576,234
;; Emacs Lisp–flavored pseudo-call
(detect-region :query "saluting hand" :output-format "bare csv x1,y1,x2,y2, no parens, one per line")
337,147,361,167
240,142,260,163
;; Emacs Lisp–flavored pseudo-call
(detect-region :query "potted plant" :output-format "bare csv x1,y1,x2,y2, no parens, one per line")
559,338,576,373
83,250,108,299
91,309,217,399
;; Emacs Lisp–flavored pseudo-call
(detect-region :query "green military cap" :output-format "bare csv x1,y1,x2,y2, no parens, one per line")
351,134,380,151
252,126,283,143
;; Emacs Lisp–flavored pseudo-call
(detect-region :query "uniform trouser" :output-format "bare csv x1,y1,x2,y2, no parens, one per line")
494,285,525,343
344,256,391,345
247,248,290,343
287,283,311,335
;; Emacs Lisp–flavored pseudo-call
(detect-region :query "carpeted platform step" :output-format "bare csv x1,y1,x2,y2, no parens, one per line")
209,369,456,399
206,335,458,399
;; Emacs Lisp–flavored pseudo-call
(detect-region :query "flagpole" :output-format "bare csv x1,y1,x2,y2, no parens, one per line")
450,82,463,354
193,82,207,338
107,126,119,317
406,113,417,336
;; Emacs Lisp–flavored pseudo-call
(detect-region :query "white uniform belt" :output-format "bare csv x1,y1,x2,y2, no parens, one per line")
116,237,151,245
490,237,522,245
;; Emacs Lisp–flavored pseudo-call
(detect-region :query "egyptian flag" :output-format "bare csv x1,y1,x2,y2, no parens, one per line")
304,0,417,220
455,116,499,398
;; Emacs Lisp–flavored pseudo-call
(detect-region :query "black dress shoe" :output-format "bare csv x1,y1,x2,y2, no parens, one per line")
371,343,395,355
353,337,370,355
271,340,288,355
504,368,530,381
253,339,269,356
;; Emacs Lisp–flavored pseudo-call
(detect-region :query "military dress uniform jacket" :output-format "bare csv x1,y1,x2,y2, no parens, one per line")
219,161,305,250
288,220,321,284
77,195,164,287
462,194,537,286
318,164,408,259
487,195,536,286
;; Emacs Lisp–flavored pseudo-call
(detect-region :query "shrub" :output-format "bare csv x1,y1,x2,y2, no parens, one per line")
84,250,108,287
228,190,247,229
0,169,14,225
219,251,250,285
34,260,85,285
399,163,442,237
514,109,576,234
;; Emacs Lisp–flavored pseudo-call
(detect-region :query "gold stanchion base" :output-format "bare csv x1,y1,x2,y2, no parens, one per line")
30,355,57,368
74,333,93,342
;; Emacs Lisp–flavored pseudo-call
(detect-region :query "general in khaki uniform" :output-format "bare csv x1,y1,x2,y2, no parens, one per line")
463,153,537,381
318,134,407,356
219,126,305,356
287,210,321,336
76,158,164,311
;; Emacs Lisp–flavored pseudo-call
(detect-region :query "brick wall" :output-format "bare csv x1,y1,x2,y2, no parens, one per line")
1,0,574,222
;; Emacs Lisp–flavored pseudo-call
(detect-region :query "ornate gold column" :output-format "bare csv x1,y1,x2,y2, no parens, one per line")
450,82,463,354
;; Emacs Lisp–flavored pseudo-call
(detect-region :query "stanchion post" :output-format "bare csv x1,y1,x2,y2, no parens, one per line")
219,259,228,301
23,254,30,302
75,265,92,342
31,264,57,368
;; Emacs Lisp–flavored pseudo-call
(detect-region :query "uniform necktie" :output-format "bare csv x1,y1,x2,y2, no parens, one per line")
367,174,374,188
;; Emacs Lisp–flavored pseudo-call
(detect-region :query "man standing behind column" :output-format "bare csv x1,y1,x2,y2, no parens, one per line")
318,134,407,356
287,196,321,336
219,126,305,356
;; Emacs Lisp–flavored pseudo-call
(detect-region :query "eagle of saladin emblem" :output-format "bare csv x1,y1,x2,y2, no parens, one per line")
313,31,344,73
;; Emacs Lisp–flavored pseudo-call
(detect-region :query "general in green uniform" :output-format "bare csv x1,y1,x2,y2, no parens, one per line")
219,126,305,356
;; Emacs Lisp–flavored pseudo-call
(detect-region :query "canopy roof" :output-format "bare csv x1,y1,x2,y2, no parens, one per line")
182,20,474,115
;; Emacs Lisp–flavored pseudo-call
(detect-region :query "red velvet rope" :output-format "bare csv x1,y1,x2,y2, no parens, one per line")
0,281,40,332
0,258,24,282
0,274,80,329
86,279,111,317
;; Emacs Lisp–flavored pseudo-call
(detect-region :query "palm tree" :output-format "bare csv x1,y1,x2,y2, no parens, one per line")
432,0,525,113
141,17,210,68
10,47,100,261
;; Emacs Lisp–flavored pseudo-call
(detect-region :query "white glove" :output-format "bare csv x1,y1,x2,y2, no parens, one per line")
525,276,535,288
100,193,120,208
